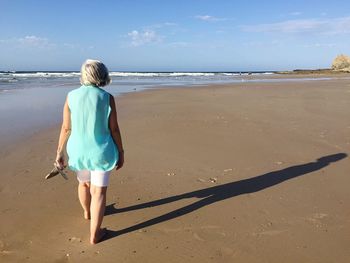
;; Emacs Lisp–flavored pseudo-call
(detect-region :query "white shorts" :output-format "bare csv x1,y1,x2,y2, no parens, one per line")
76,170,112,187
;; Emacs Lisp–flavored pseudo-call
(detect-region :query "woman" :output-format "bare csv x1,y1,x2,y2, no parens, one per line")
55,59,124,244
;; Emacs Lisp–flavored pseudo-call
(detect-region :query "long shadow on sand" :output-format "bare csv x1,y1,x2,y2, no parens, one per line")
103,153,347,241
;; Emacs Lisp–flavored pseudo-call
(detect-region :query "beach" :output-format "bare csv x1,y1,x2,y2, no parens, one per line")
0,77,349,262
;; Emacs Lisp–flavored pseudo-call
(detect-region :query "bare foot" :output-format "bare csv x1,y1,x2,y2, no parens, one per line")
84,210,90,220
90,228,107,245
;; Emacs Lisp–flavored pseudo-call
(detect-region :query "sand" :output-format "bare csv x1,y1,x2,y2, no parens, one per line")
0,78,349,262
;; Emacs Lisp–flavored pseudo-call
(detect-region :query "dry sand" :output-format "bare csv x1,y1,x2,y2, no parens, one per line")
0,78,349,262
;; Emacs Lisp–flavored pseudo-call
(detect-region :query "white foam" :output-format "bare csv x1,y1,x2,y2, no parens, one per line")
168,72,215,77
109,72,218,77
4,71,220,84
221,73,242,76
2,71,276,79
109,72,160,77
11,72,80,78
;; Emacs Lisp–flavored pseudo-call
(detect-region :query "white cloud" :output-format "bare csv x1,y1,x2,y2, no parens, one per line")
18,35,50,47
195,15,213,21
163,22,177,26
290,11,302,16
195,15,227,22
0,36,95,52
240,16,350,35
127,30,161,46
0,35,55,49
63,43,79,48
302,43,337,48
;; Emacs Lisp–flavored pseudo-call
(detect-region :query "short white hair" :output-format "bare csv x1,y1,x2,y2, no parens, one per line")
80,59,111,87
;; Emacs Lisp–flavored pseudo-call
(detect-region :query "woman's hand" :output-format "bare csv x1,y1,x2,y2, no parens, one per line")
56,97,71,170
116,152,124,170
55,152,66,170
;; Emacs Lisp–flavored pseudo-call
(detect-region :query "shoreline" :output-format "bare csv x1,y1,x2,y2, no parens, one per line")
1,74,350,152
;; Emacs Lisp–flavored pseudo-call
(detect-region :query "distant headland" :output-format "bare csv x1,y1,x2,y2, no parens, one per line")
277,54,350,74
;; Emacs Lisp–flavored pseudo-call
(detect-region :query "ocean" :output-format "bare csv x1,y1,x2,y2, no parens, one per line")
0,71,279,93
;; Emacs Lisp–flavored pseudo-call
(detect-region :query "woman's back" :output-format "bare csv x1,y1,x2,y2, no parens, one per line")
67,85,118,171
55,59,124,244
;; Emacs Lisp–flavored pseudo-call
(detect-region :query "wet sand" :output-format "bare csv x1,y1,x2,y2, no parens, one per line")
0,78,349,262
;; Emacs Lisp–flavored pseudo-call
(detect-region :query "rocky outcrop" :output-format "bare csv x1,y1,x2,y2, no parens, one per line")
332,54,350,72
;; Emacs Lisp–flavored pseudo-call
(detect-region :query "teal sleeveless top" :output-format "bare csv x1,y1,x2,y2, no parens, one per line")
67,85,118,171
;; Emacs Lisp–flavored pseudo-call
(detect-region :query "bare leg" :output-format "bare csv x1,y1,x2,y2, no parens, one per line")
78,182,91,220
90,185,107,244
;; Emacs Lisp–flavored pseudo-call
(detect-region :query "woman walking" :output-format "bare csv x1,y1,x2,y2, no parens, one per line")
55,59,124,244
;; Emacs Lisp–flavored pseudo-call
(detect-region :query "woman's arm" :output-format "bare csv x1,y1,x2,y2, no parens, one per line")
55,97,71,169
109,95,124,170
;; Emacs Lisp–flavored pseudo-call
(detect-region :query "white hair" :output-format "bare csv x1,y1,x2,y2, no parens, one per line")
80,59,111,87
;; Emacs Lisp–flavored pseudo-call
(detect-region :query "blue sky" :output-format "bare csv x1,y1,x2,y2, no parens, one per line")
1,0,350,71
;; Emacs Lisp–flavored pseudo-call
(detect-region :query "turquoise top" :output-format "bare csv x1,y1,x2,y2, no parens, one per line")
67,85,118,171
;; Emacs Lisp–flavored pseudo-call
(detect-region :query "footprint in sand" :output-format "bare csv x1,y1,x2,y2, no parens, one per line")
0,240,14,255
306,213,329,227
197,178,207,183
306,213,328,222
68,237,82,243
313,213,328,219
193,233,205,241
0,250,14,255
200,225,221,230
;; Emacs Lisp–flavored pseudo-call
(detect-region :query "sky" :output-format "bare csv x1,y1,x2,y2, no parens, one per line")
1,0,350,71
